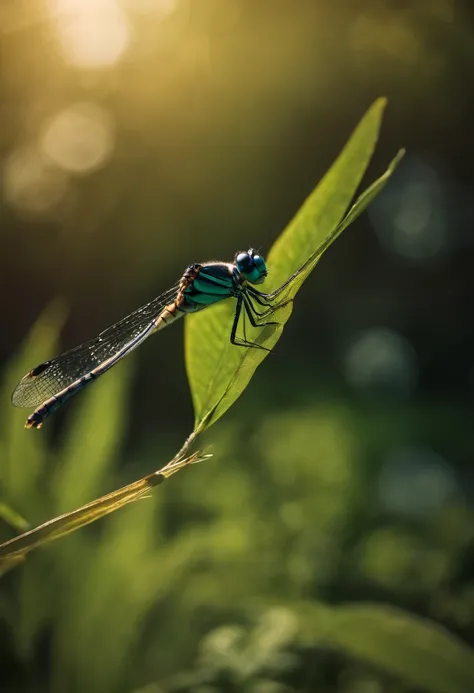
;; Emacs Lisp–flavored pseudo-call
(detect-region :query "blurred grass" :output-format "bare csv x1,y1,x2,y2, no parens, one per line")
0,301,67,523
0,308,208,572
1,324,474,692
0,307,213,691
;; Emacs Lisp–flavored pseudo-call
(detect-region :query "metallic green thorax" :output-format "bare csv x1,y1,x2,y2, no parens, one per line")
182,263,235,311
182,249,268,313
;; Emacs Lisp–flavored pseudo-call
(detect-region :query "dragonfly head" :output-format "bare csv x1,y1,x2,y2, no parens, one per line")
235,248,267,285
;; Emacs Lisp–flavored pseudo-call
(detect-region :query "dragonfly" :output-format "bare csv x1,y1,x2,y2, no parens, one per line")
12,248,292,430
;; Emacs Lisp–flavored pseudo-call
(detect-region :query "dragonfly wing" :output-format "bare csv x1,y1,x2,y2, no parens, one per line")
11,283,180,408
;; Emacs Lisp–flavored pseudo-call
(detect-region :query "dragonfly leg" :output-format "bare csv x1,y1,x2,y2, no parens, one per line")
250,265,307,302
236,295,283,351
245,291,293,320
246,288,277,307
230,295,243,345
243,296,282,328
230,295,271,351
250,299,293,321
263,277,298,300
246,287,293,316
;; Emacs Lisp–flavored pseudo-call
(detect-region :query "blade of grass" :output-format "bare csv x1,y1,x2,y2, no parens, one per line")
1,301,66,517
0,502,30,532
0,450,210,568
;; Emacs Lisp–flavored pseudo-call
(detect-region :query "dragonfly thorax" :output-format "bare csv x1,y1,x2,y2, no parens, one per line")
234,248,267,285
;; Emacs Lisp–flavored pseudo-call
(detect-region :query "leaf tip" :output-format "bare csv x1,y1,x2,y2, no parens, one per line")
374,96,388,111
390,148,406,171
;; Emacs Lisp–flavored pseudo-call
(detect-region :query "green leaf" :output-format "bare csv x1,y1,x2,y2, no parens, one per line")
185,98,403,432
296,602,474,693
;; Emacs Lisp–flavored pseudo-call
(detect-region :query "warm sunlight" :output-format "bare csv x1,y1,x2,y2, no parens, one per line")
3,145,68,214
41,103,115,173
47,0,131,68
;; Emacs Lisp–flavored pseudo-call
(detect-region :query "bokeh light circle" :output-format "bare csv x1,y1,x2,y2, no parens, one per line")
41,103,115,175
344,327,417,397
47,0,131,68
3,145,68,215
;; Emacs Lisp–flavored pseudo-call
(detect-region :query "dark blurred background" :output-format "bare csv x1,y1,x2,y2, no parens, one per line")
1,1,474,692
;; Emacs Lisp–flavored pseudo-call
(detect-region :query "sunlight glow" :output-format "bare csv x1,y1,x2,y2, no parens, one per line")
41,103,115,174
47,0,131,68
3,145,68,214
121,0,178,17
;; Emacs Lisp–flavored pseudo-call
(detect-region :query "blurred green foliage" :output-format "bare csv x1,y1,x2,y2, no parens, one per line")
1,309,474,692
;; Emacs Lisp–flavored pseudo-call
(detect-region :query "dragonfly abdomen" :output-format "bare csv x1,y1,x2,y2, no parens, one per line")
152,301,187,331
24,319,158,428
25,373,95,429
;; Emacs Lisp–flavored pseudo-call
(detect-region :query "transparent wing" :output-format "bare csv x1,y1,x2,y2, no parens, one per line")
12,283,181,408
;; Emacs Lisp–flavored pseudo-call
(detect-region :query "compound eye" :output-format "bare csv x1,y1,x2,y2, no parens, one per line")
235,252,254,275
236,252,251,267
247,254,267,284
235,249,267,283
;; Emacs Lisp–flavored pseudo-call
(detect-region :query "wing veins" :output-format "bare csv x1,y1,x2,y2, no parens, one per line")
12,283,180,407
